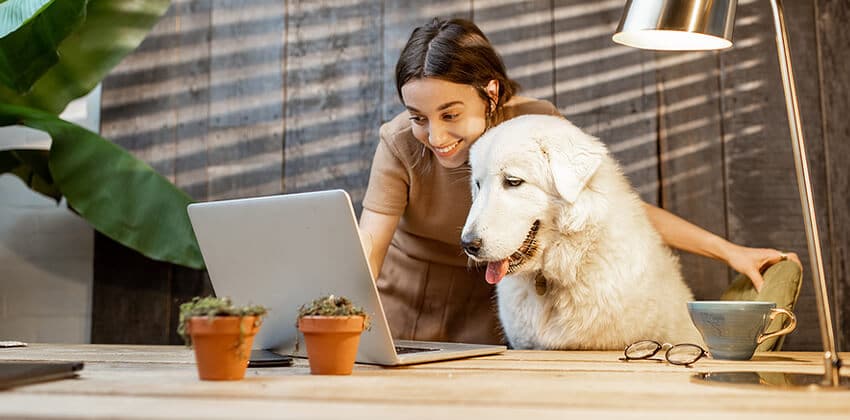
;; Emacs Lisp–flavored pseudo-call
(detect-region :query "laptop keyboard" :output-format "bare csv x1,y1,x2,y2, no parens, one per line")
395,345,440,354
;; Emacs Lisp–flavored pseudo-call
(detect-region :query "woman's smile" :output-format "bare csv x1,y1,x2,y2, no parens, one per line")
433,139,463,157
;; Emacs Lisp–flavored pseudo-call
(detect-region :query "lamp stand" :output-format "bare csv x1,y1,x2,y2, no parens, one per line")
694,0,847,389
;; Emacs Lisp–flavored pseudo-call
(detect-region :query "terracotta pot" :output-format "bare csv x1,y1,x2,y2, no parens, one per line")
298,315,365,375
187,315,261,380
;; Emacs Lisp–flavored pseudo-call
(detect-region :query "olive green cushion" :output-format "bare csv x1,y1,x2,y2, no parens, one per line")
720,260,803,352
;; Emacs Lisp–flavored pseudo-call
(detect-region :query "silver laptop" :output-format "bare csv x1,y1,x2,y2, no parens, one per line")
187,189,506,365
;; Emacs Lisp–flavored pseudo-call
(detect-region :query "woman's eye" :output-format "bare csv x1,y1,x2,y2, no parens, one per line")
443,113,460,121
408,115,426,125
504,177,524,187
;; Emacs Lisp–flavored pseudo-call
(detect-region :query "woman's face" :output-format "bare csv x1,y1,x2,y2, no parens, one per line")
401,78,493,169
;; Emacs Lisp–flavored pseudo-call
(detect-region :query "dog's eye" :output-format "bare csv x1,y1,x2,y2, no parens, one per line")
504,177,524,188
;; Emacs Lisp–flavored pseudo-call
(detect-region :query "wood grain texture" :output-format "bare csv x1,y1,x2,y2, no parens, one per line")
208,0,285,199
553,0,660,203
656,51,731,300
173,0,213,201
283,0,384,212
816,0,850,352
721,0,828,351
0,345,848,419
475,0,556,104
91,232,172,344
101,4,180,180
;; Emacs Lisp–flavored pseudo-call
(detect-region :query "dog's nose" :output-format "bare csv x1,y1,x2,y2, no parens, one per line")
461,236,483,257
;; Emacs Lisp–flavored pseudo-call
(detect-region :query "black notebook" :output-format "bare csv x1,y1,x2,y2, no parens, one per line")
0,361,84,389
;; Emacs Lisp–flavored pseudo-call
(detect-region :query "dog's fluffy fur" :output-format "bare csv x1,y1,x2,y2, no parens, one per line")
461,115,702,350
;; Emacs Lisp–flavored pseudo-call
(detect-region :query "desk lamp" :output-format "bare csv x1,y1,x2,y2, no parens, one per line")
613,0,847,388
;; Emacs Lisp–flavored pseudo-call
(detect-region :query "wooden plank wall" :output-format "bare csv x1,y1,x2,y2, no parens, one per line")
96,0,849,351
723,0,828,352
96,0,219,344
817,0,850,353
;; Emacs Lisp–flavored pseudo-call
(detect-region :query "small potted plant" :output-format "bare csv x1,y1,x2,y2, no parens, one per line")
297,295,370,375
178,296,268,380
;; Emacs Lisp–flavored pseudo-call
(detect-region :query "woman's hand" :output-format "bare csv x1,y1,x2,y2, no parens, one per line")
724,244,801,292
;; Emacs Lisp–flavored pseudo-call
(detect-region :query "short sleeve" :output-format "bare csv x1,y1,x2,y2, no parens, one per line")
362,138,410,216
529,99,562,117
502,97,563,122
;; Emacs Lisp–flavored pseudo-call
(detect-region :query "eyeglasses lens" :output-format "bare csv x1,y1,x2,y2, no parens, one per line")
666,344,704,365
624,340,660,359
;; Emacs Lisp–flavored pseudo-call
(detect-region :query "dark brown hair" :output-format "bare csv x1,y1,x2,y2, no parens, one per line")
395,18,520,126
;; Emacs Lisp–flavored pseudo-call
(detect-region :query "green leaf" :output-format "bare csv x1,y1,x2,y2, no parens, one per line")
0,0,88,93
0,148,62,201
0,0,170,113
0,103,205,269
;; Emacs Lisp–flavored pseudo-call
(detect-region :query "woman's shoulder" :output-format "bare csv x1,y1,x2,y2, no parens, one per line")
503,96,562,120
378,111,423,165
380,110,412,141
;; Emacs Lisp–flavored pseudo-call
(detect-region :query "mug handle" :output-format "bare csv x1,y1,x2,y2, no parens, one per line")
757,308,797,344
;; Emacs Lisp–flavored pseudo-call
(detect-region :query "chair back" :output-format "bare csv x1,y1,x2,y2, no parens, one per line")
720,260,803,352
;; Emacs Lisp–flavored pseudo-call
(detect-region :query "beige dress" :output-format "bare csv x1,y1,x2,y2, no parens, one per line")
362,97,561,344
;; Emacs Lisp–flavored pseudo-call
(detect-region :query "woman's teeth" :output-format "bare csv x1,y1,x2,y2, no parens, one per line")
434,140,461,154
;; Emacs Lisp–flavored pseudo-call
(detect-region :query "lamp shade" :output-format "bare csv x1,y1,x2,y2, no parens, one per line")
613,0,736,51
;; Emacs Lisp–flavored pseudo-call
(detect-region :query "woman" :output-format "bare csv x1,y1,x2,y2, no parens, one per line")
359,18,797,345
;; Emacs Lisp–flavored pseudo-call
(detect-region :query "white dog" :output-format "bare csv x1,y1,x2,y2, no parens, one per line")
461,114,702,350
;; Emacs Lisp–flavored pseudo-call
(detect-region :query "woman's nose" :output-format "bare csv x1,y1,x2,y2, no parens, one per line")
428,123,447,145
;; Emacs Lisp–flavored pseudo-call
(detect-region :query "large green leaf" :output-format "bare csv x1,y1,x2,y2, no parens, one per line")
0,0,87,93
0,148,62,200
0,103,205,269
0,0,170,113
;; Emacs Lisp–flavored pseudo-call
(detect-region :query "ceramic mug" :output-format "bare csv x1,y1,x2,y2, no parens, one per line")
687,301,797,360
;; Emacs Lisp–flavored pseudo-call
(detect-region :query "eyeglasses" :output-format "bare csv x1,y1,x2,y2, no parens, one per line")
619,340,706,367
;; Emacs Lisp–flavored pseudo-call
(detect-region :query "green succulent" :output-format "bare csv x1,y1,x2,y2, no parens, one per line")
297,295,371,330
177,296,268,348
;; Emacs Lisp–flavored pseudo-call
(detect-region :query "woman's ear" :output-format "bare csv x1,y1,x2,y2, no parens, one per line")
486,79,499,105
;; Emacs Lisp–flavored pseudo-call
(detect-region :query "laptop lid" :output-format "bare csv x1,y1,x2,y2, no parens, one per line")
0,361,83,390
187,189,505,366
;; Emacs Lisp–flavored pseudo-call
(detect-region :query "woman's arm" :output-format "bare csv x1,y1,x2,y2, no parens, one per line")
359,208,401,279
643,203,799,291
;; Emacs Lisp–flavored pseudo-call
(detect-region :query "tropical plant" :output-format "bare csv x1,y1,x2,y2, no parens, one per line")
0,0,204,269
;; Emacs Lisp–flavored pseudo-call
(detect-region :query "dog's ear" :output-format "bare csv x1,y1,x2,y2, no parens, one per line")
543,134,604,204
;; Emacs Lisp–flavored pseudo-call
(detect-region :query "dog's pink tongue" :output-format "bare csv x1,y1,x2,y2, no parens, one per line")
486,259,510,284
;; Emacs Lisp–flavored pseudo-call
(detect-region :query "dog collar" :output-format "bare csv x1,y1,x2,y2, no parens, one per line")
534,272,548,296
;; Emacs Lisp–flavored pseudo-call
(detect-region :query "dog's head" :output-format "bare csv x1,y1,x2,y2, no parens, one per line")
460,114,608,284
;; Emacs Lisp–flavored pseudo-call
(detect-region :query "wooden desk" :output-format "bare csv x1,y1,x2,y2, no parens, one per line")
0,344,848,419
